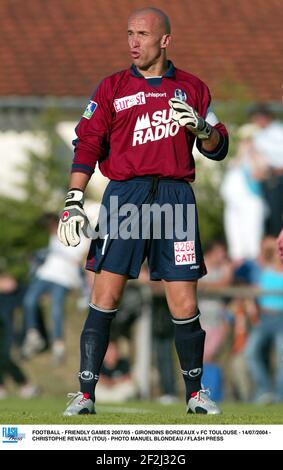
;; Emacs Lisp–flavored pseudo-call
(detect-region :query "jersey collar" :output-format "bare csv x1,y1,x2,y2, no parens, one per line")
130,60,176,78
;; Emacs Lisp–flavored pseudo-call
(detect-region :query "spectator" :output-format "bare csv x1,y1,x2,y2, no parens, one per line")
22,214,89,364
95,339,137,403
138,265,177,403
226,298,257,402
151,292,178,404
198,240,233,401
221,123,267,262
245,236,283,403
249,104,283,236
0,274,39,399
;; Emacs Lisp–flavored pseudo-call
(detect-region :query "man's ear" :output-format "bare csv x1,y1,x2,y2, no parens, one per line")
161,34,171,49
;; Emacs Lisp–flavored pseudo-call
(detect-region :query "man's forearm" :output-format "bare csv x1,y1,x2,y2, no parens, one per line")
201,128,220,152
69,172,91,192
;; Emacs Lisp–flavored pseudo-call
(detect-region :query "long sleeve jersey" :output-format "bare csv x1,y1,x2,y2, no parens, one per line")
72,61,229,182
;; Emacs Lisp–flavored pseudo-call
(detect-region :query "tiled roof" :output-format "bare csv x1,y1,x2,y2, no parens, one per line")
0,0,282,101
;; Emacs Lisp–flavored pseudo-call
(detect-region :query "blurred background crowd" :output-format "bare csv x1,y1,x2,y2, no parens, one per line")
1,0,283,406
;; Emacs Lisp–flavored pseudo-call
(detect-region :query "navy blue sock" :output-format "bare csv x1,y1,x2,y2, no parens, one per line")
79,303,117,401
172,310,206,402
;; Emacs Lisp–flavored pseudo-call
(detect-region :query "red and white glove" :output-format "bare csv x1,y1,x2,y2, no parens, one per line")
57,189,90,247
169,98,212,140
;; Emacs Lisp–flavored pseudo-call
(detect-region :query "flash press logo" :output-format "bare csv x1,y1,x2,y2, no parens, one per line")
2,426,26,444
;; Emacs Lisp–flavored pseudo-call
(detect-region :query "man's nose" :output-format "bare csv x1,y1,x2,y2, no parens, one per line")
130,35,140,48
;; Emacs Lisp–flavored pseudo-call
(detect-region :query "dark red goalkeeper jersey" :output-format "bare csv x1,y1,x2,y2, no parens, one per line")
72,61,228,182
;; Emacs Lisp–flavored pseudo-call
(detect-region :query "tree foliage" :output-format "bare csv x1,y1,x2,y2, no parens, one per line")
0,109,70,279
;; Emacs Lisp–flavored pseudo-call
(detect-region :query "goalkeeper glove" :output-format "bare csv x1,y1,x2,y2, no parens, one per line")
169,98,212,140
57,189,90,247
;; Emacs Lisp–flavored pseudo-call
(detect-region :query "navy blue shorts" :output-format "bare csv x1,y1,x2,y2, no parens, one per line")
86,177,206,281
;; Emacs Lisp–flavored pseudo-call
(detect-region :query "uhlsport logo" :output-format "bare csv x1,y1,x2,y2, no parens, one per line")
1,426,26,444
133,108,179,146
188,368,202,378
78,370,95,381
181,368,202,378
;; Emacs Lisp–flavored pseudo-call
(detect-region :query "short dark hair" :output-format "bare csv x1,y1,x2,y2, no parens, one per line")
248,103,273,118
203,238,227,254
38,212,59,227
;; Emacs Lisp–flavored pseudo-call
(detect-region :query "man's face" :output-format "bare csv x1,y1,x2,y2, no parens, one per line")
250,113,272,129
127,13,169,70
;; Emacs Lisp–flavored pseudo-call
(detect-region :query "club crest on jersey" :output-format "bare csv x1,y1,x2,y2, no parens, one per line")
114,91,146,113
82,100,97,119
174,89,187,102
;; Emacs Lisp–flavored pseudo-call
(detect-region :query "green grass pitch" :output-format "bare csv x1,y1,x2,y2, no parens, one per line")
1,398,283,425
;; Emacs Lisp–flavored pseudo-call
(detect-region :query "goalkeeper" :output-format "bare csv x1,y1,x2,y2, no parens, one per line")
58,7,229,416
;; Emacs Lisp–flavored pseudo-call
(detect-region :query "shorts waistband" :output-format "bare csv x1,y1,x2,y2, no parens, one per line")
119,176,188,185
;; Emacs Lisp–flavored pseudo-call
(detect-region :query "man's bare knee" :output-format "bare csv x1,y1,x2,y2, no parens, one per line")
91,292,122,310
164,280,198,319
169,298,198,318
90,270,127,310
91,285,123,309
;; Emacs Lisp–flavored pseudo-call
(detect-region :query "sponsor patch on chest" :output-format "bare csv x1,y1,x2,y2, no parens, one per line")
174,241,196,265
132,108,179,146
114,91,146,113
